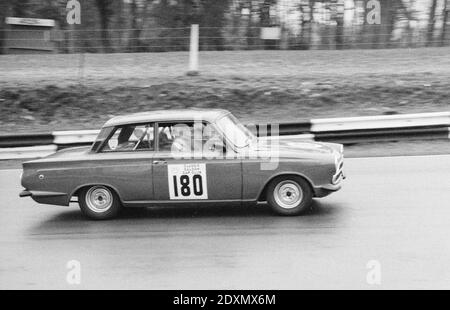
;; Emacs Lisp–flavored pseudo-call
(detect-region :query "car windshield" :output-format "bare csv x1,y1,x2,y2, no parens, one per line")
215,114,255,148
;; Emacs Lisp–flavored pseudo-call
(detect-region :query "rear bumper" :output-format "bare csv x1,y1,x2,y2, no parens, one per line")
19,190,69,206
19,190,32,197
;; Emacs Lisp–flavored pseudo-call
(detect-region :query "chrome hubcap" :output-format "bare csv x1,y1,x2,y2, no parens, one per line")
86,186,113,213
273,181,303,209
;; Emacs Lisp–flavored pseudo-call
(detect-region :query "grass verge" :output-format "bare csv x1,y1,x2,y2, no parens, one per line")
0,47,449,133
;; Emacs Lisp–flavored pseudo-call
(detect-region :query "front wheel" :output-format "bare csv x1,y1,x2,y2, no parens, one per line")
266,176,313,216
79,185,122,220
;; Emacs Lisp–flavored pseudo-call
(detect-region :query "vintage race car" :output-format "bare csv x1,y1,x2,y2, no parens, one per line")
20,109,345,220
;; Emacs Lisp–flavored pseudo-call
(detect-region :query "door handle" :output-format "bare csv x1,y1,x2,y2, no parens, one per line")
153,160,167,165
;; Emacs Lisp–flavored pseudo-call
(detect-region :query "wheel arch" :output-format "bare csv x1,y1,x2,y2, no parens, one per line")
69,183,124,205
257,172,315,202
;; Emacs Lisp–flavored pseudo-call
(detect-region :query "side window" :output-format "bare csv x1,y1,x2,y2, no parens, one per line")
102,123,154,152
157,122,225,154
157,122,192,152
203,123,226,153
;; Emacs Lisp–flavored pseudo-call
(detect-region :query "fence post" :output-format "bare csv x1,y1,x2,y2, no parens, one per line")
187,24,199,76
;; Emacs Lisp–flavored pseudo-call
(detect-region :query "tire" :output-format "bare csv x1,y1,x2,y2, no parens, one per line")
266,176,313,216
78,185,122,220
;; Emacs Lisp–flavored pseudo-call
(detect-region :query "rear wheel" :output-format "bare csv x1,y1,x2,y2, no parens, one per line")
79,185,122,220
266,176,312,216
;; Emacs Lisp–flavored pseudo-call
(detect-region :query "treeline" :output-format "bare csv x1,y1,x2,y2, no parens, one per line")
0,0,449,53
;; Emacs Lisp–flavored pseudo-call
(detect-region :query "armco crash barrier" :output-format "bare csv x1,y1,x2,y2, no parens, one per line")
307,111,450,144
0,112,449,159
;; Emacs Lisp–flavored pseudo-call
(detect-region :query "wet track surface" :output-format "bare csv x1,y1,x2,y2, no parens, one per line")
1,155,450,289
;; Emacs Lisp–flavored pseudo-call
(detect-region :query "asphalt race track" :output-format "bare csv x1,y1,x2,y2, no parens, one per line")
1,155,449,289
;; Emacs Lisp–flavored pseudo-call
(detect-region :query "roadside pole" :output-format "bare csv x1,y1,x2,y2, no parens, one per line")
187,24,199,76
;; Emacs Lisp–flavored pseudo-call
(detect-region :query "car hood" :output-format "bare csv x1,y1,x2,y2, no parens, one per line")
248,136,342,158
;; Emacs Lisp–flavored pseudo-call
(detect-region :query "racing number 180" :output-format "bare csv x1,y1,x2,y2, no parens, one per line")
172,174,203,197
168,164,208,200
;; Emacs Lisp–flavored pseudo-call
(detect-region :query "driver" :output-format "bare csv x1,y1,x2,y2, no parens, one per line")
171,124,193,153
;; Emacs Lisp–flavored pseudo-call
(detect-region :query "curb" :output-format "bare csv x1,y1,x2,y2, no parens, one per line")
0,112,449,160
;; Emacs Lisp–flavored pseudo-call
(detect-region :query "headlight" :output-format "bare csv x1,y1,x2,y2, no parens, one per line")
332,150,344,185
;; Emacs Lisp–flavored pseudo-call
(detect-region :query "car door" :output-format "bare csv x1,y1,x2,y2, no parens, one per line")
152,121,242,202
93,123,155,203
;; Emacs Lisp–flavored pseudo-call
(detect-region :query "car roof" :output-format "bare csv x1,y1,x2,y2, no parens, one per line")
103,109,230,128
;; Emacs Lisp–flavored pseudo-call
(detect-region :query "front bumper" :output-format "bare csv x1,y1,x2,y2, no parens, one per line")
314,183,342,198
315,165,346,198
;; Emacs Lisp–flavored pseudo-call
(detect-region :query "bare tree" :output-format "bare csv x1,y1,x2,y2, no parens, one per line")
442,0,450,46
0,0,9,53
260,0,277,49
128,0,150,52
333,0,345,49
427,0,438,46
11,0,31,15
260,0,272,27
95,0,114,52
200,0,229,50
